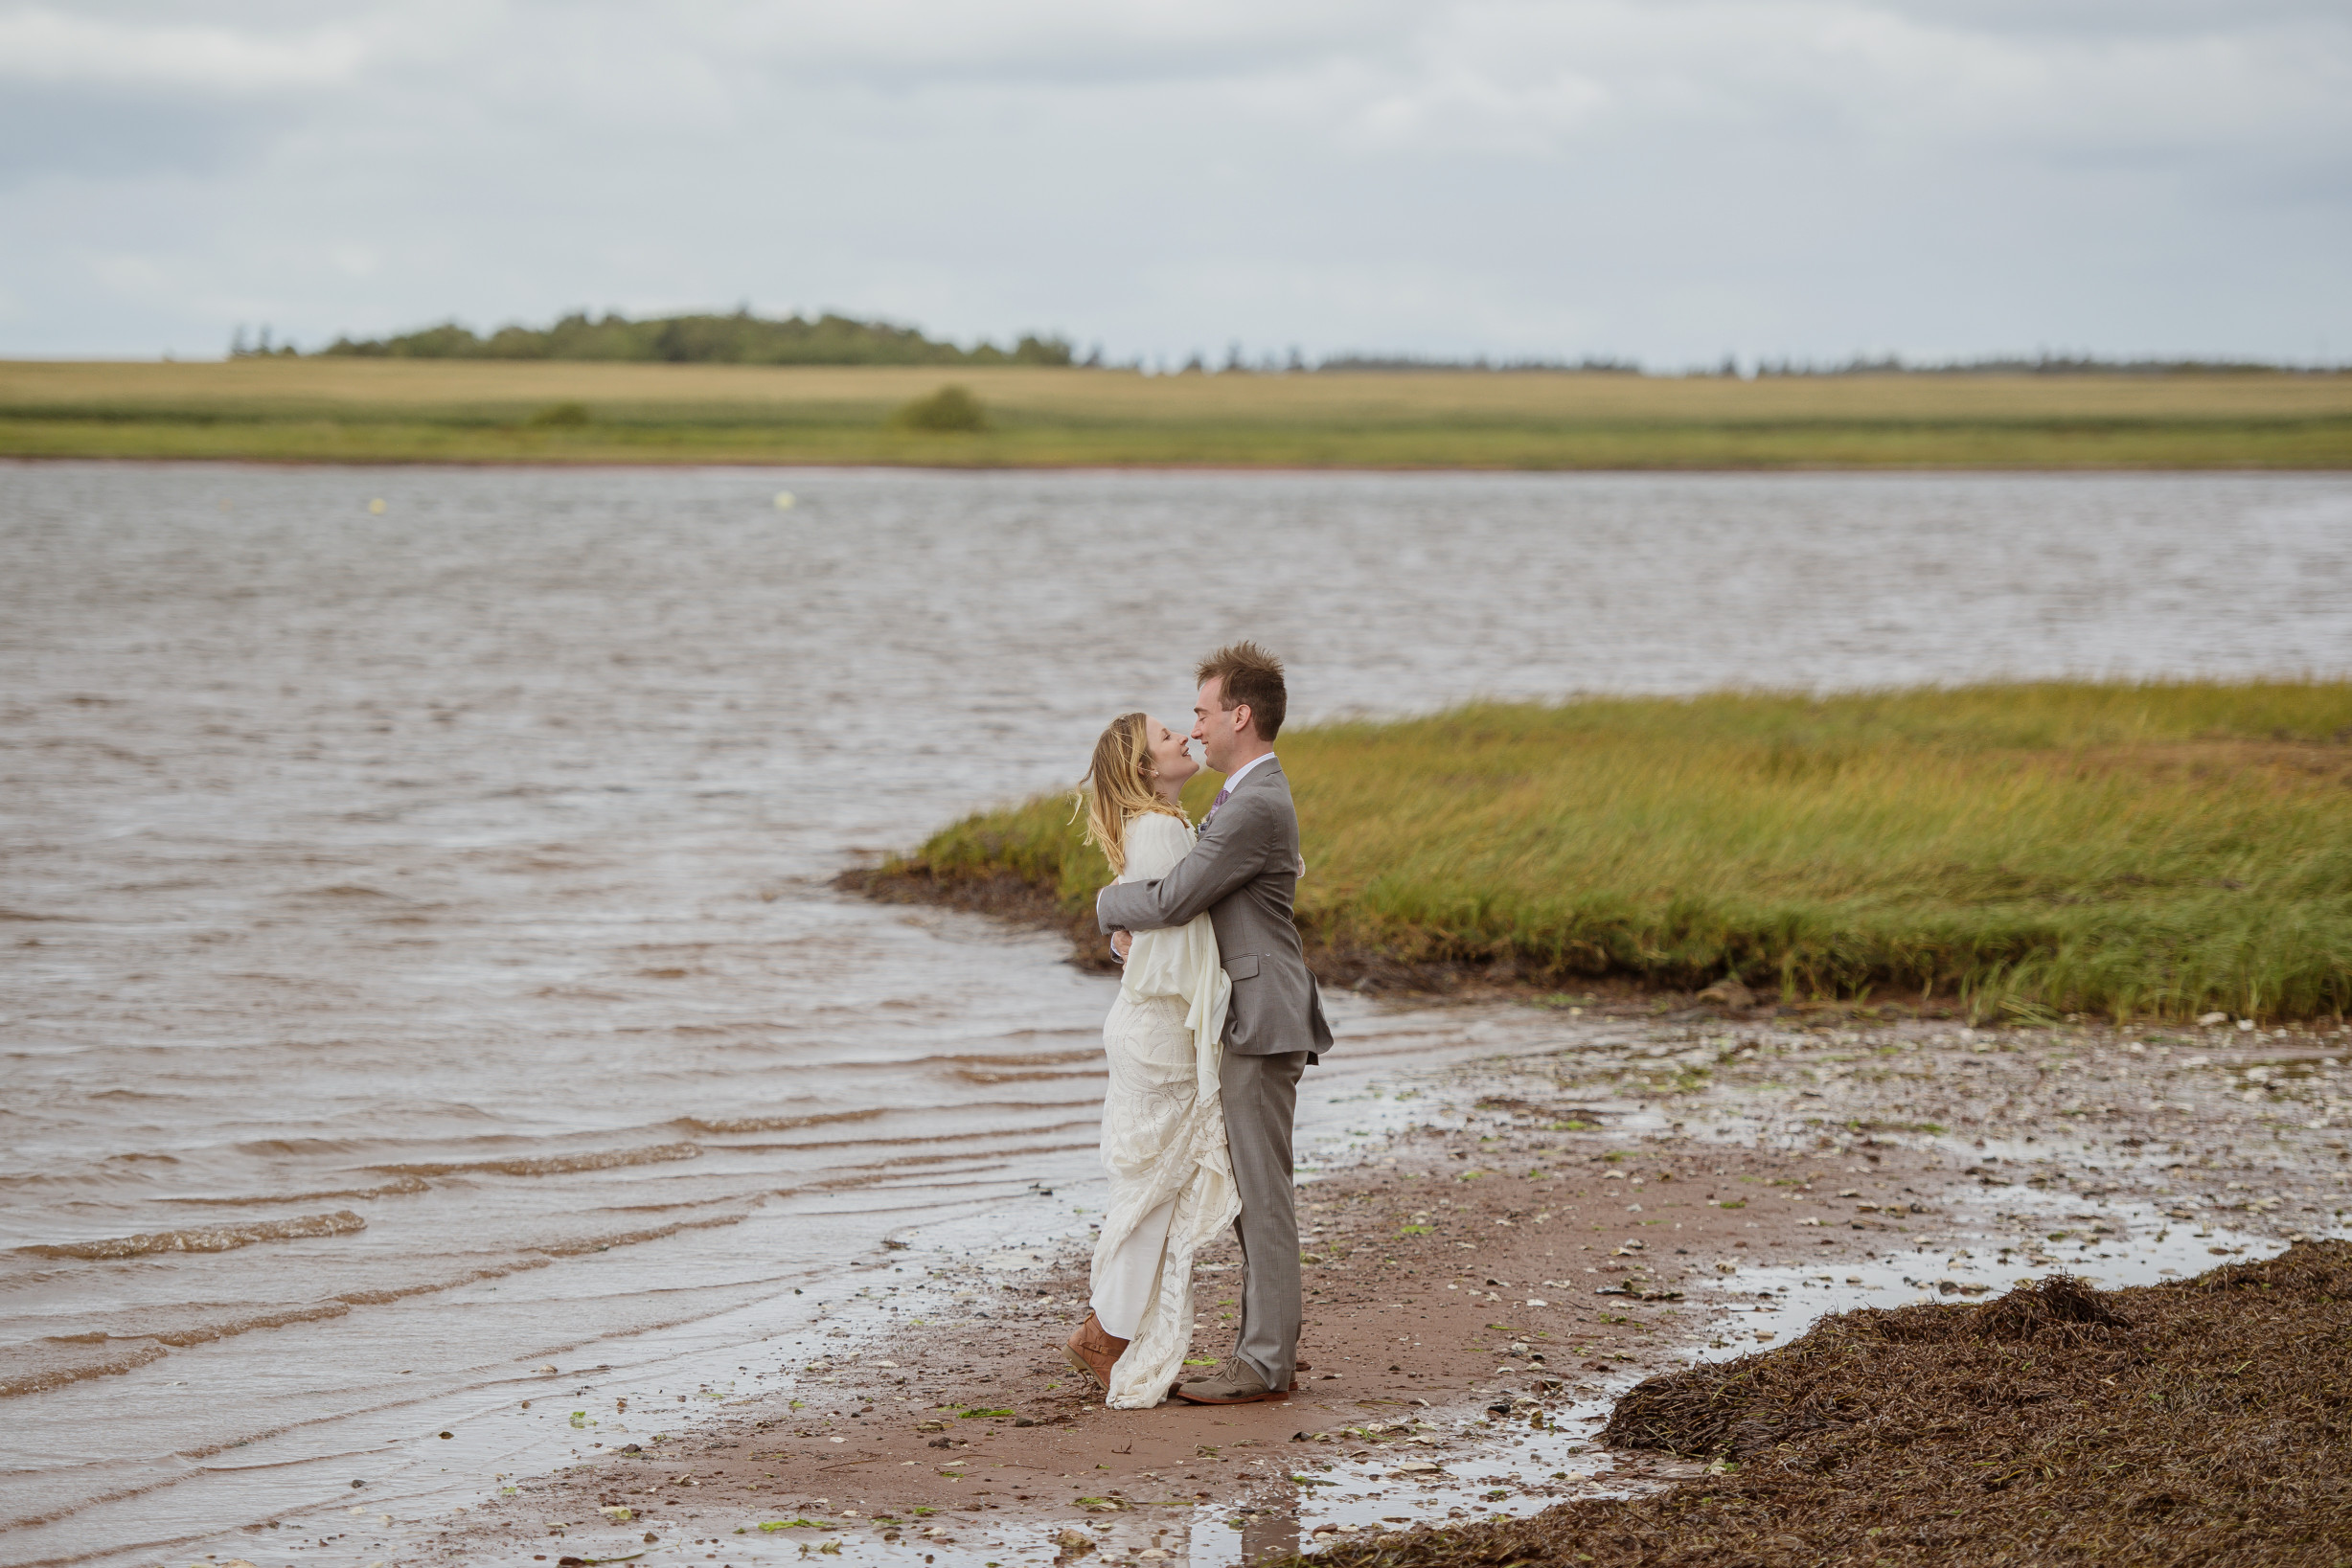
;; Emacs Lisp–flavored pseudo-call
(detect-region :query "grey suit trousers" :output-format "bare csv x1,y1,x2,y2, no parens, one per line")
1222,1048,1309,1391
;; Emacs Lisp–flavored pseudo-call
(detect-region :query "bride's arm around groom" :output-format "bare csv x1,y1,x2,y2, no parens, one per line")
1094,758,1328,1057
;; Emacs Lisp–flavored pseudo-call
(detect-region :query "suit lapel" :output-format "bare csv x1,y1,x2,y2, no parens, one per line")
1206,757,1281,829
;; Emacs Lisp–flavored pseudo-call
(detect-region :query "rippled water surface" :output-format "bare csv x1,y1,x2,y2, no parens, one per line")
4,462,2348,1565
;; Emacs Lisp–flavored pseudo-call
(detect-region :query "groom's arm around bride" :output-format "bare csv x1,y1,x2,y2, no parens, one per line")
1095,642,1332,1403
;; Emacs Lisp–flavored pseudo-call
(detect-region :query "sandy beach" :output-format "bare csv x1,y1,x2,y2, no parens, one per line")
415,1001,2348,1566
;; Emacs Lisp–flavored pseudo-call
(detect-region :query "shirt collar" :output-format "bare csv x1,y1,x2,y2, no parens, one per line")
1219,752,1276,795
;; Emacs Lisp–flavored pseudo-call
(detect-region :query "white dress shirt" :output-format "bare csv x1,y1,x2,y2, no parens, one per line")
1212,750,1276,805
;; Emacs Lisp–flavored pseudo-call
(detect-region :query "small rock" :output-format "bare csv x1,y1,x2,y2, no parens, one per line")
1696,977,1757,1009
2199,1011,2229,1027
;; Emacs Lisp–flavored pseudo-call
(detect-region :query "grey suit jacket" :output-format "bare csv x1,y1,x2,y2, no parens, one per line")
1096,758,1334,1057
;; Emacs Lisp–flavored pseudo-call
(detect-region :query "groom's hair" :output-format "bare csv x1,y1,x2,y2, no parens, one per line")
1197,641,1287,740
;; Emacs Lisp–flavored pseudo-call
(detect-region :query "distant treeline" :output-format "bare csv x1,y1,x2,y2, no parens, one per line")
303,310,1075,367
1747,352,2318,377
1313,351,2332,377
251,311,2335,376
1316,352,1642,375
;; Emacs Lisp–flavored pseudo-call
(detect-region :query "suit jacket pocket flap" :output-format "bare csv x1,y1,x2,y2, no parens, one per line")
1222,954,1262,980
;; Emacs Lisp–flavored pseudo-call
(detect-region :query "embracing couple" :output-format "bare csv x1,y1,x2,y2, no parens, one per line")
1060,641,1332,1410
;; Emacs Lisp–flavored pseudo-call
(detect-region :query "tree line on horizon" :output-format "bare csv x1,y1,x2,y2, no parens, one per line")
236,309,2332,376
302,309,1076,367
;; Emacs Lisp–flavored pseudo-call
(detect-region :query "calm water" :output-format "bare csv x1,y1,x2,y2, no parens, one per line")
3,462,2348,1565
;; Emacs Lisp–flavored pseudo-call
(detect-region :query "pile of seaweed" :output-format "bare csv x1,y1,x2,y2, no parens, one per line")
1297,1243,2352,1566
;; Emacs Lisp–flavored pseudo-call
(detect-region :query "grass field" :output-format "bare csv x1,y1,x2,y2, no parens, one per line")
876,681,2352,1023
4,359,2350,468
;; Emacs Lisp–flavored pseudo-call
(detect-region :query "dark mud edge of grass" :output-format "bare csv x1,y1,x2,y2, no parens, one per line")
836,862,1998,1023
1284,1244,2352,1568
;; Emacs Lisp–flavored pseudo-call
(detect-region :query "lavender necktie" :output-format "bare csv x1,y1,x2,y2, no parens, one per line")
1202,784,1231,829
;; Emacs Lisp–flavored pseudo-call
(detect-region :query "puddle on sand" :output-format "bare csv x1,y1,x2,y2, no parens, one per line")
1688,1205,2288,1360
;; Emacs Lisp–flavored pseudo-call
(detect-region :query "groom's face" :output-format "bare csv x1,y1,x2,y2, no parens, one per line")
1193,677,1249,773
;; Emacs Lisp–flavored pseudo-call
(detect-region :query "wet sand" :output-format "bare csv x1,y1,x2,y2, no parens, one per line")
419,1006,2348,1566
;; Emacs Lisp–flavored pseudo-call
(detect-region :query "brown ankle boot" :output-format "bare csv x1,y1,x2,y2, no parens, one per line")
1062,1311,1130,1391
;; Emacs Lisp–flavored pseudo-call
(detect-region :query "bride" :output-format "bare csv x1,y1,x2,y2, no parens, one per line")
1062,713,1239,1409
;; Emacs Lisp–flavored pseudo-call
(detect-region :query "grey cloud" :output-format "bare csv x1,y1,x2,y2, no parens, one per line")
0,0,2345,362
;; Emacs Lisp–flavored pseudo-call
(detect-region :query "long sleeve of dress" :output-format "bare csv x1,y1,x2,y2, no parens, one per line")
1115,813,1231,1095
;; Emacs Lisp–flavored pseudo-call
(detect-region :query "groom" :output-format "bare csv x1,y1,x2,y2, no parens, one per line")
1099,640,1332,1405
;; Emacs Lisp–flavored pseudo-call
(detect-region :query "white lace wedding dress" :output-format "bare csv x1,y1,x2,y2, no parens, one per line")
1090,810,1239,1409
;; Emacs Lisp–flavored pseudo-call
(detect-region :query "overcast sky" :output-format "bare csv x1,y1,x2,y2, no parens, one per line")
3,1,2347,366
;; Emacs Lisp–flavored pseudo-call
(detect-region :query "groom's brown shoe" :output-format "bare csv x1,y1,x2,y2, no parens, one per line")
1171,1355,1287,1405
1062,1312,1129,1392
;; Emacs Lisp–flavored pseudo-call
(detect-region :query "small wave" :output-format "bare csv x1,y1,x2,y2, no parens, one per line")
951,1067,1104,1084
233,1136,374,1156
807,1139,1099,1189
673,1108,886,1135
165,1173,430,1206
3,1306,354,1403
535,1213,747,1258
335,1258,553,1306
155,1302,353,1348
917,1049,1102,1068
0,1342,166,1399
372,1142,701,1177
18,1209,367,1261
721,1117,1096,1153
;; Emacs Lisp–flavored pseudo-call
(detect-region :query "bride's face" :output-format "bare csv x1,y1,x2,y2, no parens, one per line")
1145,717,1199,791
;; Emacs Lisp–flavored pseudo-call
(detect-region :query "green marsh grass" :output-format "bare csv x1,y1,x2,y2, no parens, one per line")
893,681,2352,1022
4,360,2349,468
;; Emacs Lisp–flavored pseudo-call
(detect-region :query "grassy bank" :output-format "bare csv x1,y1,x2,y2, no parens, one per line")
4,360,2351,468
862,681,2352,1023
1295,1248,2352,1568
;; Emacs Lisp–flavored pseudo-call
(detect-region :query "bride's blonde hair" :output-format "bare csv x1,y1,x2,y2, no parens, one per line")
1080,712,1188,875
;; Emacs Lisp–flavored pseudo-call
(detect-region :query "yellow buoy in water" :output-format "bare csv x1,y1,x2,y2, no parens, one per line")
368,498,387,514
772,490,795,511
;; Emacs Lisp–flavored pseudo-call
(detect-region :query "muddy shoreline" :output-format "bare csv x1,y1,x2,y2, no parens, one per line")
420,1000,2350,1566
